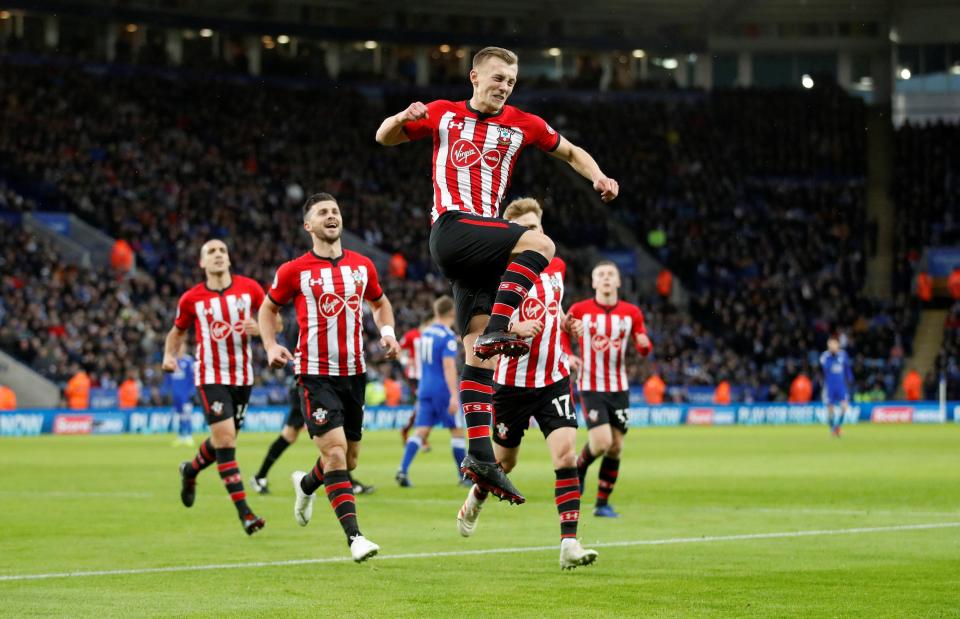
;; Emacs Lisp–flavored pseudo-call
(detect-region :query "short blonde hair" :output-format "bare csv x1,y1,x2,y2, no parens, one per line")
433,295,455,317
473,46,518,69
502,197,542,222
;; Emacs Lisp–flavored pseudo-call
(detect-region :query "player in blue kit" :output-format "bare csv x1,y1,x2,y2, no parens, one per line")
820,337,854,437
165,341,196,447
396,296,466,487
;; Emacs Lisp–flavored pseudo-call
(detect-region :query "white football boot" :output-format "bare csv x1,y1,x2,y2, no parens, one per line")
456,484,484,537
291,471,316,527
349,535,380,562
559,538,599,570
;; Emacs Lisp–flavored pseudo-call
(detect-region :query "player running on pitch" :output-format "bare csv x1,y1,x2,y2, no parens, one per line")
395,295,467,487
566,261,652,518
820,336,854,437
456,198,598,569
163,239,266,535
376,46,619,503
259,192,400,562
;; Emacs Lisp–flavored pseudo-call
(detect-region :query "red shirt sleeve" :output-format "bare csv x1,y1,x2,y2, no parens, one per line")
632,305,652,356
401,100,445,141
268,262,297,306
173,291,195,331
528,112,562,152
247,278,266,312
363,258,384,302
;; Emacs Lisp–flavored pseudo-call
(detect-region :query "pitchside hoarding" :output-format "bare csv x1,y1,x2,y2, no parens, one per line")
0,403,953,436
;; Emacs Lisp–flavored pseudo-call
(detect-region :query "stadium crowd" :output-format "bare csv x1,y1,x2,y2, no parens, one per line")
0,55,927,403
897,119,960,398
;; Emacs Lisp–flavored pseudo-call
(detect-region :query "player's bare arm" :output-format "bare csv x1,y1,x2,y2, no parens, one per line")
511,319,544,339
560,310,584,337
549,136,619,202
258,296,293,369
635,332,652,354
368,295,401,359
375,102,429,146
162,326,187,372
443,356,459,414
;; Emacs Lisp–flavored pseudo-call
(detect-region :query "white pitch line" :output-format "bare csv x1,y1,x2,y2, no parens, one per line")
0,490,154,499
1,521,958,583
690,506,960,518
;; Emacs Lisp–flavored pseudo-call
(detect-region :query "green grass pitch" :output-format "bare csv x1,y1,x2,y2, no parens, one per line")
2,424,959,618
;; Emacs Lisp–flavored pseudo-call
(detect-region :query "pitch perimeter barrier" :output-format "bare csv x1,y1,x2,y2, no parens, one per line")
0,402,956,437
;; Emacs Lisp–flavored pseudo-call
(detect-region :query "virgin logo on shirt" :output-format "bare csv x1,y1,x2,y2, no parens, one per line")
451,139,502,170
210,320,233,341
318,292,361,318
519,297,560,322
591,334,610,352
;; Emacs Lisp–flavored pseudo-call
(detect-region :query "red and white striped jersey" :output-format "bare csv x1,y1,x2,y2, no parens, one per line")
267,250,383,377
174,275,265,387
403,100,561,223
495,257,569,389
398,327,422,380
566,299,651,393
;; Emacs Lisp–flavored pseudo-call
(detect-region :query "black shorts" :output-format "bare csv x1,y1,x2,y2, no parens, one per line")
429,211,527,336
198,385,252,430
492,377,578,448
580,390,630,434
297,374,366,441
285,384,305,429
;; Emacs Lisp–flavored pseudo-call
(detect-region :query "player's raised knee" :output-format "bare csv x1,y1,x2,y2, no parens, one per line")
516,230,555,260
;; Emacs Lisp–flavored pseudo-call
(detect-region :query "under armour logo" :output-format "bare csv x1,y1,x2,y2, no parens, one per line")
308,277,324,287
448,120,465,130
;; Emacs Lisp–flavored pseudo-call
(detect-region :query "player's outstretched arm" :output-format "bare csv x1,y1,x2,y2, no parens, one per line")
548,136,619,202
162,326,187,372
368,295,401,359
375,101,429,146
258,297,294,368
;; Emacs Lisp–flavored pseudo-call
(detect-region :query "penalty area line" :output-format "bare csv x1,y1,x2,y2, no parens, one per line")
1,521,958,583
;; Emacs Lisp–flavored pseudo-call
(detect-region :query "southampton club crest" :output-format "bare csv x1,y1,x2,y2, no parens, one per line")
312,407,329,425
351,269,365,289
496,422,509,440
497,127,514,145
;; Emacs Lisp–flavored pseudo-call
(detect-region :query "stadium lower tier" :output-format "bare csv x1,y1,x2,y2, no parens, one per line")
1,401,955,436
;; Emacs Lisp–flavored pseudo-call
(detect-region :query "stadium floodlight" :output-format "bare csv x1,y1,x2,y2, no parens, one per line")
662,58,678,70
801,74,814,89
632,49,645,59
950,63,960,75
439,44,451,53
364,40,378,50
125,24,138,33
0,11,10,19
199,28,213,38
547,47,561,57
277,34,290,45
899,67,911,80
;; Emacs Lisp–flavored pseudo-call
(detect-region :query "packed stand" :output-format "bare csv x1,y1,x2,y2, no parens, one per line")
0,56,917,401
536,87,915,398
